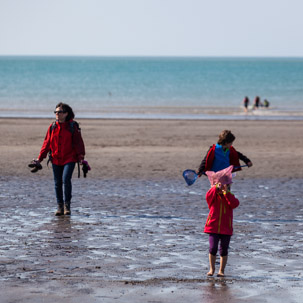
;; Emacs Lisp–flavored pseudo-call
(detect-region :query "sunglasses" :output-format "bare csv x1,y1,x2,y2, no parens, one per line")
54,110,66,114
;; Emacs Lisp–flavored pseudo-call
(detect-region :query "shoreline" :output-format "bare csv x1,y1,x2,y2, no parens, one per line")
1,105,303,121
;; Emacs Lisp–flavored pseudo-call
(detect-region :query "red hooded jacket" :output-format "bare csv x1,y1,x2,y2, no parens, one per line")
38,120,85,165
204,186,239,235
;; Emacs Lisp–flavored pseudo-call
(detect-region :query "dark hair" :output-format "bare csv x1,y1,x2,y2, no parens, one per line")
217,130,235,145
56,102,75,121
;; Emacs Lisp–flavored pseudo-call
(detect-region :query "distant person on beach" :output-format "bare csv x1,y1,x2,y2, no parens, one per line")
263,99,270,108
30,103,86,216
253,96,260,109
242,96,249,112
204,166,240,277
197,130,253,177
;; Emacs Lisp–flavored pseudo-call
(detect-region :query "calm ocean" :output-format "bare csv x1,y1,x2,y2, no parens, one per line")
0,56,303,120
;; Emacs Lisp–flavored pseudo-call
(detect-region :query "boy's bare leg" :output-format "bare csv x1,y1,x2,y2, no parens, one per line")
217,256,227,277
207,254,216,276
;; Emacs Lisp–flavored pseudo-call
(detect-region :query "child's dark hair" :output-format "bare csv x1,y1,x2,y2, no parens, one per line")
217,130,235,145
56,102,75,121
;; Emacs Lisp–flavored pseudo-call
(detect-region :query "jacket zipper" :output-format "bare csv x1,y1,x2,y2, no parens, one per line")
218,195,222,233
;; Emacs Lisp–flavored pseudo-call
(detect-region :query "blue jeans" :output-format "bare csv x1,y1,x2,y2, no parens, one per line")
52,162,75,205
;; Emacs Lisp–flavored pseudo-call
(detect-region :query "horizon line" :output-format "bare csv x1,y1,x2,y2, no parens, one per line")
0,54,303,59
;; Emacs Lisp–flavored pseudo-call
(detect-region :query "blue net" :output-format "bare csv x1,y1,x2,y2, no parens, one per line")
183,169,198,186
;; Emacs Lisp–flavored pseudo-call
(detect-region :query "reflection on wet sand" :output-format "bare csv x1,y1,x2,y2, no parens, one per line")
0,176,303,302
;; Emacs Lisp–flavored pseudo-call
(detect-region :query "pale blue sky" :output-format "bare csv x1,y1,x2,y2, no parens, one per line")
0,0,302,57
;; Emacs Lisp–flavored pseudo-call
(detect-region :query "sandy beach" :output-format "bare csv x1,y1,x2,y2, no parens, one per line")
1,118,302,179
1,118,303,302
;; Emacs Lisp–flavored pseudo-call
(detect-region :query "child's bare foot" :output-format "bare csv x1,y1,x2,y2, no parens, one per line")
207,270,214,276
217,271,225,277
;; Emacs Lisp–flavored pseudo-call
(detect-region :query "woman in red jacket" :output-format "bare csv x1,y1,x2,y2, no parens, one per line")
36,103,85,216
204,166,239,277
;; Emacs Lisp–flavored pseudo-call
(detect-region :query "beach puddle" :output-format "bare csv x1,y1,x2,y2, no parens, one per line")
0,175,303,298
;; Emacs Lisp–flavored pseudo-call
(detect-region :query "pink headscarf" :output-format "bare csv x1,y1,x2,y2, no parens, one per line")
205,165,233,186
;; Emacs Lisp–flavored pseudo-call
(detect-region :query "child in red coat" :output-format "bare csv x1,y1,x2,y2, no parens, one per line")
204,166,239,277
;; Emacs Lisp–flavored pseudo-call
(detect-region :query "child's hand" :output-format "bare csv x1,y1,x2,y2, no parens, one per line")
197,170,206,177
216,183,228,194
221,184,228,195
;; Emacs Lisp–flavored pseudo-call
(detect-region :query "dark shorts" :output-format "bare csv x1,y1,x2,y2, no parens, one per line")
208,233,231,257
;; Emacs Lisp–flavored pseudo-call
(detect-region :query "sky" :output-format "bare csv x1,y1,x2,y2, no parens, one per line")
0,0,303,57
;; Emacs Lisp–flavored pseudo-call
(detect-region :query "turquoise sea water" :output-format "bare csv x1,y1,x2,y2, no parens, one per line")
0,56,303,119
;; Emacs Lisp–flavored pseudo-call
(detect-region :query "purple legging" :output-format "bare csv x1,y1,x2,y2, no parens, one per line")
209,233,231,257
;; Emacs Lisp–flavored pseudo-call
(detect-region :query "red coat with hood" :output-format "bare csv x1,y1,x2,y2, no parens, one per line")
38,120,85,166
204,186,239,236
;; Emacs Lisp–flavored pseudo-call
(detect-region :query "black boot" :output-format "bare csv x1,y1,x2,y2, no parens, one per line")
64,202,71,215
55,203,64,216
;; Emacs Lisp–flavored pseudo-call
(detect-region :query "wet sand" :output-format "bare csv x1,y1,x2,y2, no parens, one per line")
0,118,303,302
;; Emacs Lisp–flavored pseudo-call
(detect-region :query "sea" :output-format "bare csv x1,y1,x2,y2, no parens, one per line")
0,56,303,120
